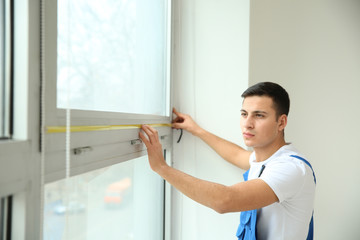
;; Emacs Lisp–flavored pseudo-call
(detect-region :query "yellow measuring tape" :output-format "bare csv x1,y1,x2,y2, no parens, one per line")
46,123,172,133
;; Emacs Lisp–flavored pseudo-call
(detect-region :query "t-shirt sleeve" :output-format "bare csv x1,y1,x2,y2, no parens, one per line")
259,160,306,203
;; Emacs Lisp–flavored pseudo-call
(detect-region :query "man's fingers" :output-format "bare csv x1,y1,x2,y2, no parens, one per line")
172,122,181,129
173,108,185,118
141,125,159,144
142,124,157,135
139,131,150,148
172,116,184,124
172,107,178,115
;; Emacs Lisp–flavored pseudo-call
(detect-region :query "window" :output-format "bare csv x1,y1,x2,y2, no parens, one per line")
0,0,12,139
44,0,172,182
42,0,173,239
57,0,170,116
44,155,165,239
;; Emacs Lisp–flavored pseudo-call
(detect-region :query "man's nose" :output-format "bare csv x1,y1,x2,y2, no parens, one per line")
243,116,254,129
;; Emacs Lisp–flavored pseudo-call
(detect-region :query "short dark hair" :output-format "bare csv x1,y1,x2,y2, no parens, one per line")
241,82,290,118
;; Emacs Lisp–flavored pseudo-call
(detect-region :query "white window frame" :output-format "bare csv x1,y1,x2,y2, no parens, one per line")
0,0,41,238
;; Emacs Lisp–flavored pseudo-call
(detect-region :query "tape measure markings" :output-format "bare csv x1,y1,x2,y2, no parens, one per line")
46,123,172,133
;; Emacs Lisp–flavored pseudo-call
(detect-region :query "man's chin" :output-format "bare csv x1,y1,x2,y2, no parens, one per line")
244,141,255,148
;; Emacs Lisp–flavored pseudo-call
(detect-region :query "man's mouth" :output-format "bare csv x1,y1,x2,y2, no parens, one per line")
243,132,255,138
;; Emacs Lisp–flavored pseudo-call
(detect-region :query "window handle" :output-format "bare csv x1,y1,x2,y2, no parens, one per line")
130,139,142,145
73,146,92,155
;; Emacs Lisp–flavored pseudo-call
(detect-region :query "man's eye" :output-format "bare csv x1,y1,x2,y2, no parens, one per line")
241,113,247,117
256,114,264,118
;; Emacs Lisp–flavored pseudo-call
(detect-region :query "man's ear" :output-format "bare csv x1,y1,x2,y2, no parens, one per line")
278,114,288,132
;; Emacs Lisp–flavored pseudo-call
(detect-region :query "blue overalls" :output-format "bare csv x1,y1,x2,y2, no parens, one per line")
236,155,316,240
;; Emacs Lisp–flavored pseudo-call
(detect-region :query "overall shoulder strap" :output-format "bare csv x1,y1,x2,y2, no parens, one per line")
289,155,316,184
243,169,250,182
290,155,316,240
236,169,257,240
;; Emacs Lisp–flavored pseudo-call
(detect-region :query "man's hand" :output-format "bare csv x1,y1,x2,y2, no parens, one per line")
139,125,168,173
172,108,251,170
172,108,202,136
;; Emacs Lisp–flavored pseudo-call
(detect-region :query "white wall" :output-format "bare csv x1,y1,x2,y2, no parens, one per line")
249,0,360,239
171,0,250,239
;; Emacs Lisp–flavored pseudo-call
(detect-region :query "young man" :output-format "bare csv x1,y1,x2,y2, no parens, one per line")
139,82,316,240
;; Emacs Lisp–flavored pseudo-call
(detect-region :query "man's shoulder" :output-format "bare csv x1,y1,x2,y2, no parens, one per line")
272,144,306,161
266,145,315,185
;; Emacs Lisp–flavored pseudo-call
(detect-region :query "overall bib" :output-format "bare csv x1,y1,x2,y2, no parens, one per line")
236,155,316,240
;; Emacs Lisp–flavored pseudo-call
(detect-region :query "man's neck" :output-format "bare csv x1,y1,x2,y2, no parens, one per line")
253,139,287,162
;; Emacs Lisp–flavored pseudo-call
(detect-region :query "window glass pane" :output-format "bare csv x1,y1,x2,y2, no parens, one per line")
57,0,170,116
43,155,164,240
0,0,5,137
0,0,11,139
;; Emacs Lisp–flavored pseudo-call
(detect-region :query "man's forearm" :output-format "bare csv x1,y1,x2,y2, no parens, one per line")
156,162,278,214
157,164,232,213
194,128,251,170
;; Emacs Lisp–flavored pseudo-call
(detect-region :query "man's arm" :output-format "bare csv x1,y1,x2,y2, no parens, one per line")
172,108,251,170
139,125,278,213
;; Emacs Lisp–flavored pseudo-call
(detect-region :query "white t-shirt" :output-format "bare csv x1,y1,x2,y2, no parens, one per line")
247,144,316,240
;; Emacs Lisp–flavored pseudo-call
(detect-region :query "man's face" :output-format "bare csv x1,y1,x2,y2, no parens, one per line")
240,96,285,149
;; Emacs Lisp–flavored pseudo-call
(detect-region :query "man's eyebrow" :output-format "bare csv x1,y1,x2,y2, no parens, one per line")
241,109,268,114
253,110,268,114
